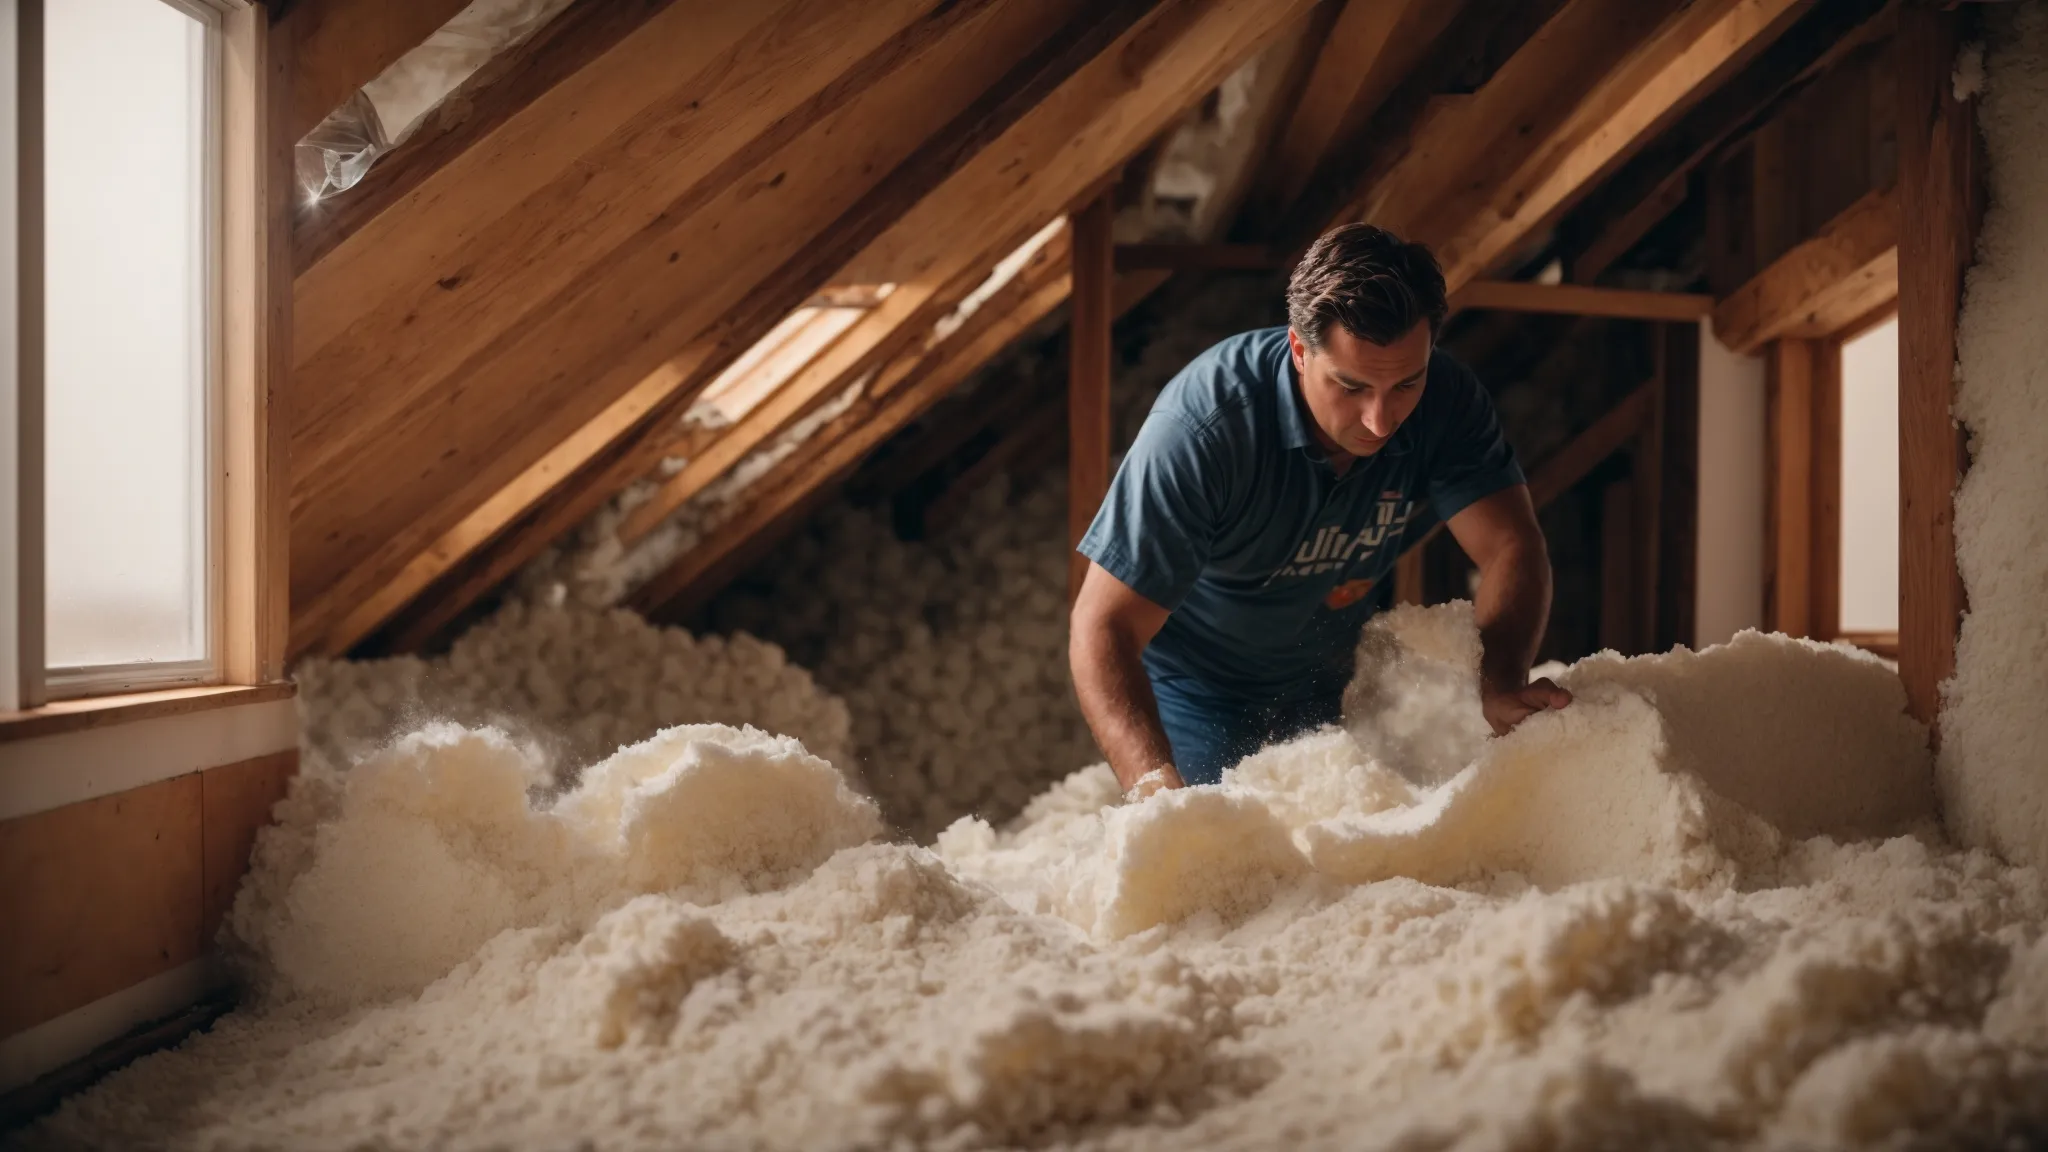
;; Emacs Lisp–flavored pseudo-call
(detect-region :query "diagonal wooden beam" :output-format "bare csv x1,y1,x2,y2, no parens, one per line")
1711,185,1897,354
286,0,471,142
297,0,1166,658
1560,0,1896,284
1242,0,1465,235
615,269,984,546
294,0,684,272
627,254,1078,621
1354,0,1816,292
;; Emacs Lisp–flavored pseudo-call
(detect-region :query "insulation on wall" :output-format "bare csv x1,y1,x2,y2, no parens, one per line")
1943,4,2048,871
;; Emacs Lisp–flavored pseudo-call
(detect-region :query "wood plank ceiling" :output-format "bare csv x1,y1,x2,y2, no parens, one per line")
284,0,1845,656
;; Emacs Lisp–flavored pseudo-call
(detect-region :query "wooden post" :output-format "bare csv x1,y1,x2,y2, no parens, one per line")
1067,189,1115,602
1600,479,1636,654
1896,6,1977,733
1654,321,1700,652
1764,338,1816,637
1809,334,1843,641
1633,342,1666,651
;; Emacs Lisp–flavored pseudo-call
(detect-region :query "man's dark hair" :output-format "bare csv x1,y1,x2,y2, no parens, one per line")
1285,223,1448,350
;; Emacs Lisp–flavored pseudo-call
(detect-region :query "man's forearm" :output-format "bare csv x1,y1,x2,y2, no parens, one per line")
1473,540,1552,692
1070,628,1181,792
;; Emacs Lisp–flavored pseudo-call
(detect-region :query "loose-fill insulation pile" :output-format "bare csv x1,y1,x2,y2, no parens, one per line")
17,10,2048,1151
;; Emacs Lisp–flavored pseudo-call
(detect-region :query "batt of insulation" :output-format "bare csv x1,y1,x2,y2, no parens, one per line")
14,18,2048,1152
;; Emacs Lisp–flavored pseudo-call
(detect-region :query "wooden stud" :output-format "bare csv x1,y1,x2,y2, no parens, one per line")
1654,321,1700,651
1712,186,1899,354
1068,190,1115,602
1764,337,1816,636
1894,3,1976,733
1809,333,1842,641
1633,352,1665,651
1600,478,1636,653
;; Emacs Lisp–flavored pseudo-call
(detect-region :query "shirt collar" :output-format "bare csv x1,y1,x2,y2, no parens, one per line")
1275,344,1318,453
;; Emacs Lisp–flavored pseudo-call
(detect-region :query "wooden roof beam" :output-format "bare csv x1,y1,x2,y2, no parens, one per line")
1560,0,1897,284
1711,185,1897,354
286,0,471,143
296,0,1167,658
1348,0,1815,292
338,0,1313,656
294,0,681,272
1449,281,1713,323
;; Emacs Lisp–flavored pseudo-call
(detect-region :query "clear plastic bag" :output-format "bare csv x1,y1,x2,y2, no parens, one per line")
295,88,389,204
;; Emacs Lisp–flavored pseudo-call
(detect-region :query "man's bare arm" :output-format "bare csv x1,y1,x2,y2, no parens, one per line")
1444,484,1572,734
1069,561,1185,794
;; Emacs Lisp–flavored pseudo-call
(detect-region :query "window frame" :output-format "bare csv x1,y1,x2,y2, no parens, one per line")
7,0,270,712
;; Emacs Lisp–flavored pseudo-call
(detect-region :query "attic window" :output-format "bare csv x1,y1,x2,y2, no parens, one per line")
687,288,891,428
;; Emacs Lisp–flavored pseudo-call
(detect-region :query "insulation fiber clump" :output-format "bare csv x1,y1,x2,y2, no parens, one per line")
24,606,2048,1151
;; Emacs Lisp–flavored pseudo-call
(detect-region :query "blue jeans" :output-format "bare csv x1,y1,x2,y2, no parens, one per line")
1149,673,1344,786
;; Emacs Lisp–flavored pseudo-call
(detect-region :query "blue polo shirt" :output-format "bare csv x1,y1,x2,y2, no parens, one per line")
1077,326,1522,699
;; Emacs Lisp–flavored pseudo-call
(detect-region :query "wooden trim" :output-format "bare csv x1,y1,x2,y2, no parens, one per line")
1112,242,1288,272
1763,337,1815,636
0,683,295,745
1894,4,1975,734
1449,281,1714,322
221,4,291,685
16,0,45,710
1711,187,1899,355
1069,190,1115,601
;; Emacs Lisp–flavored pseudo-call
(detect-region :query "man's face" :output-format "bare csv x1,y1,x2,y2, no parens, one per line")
1287,321,1431,459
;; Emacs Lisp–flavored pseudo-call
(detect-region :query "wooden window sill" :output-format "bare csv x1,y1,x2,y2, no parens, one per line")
0,683,296,744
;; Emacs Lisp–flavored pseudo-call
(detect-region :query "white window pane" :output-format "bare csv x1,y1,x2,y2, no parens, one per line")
44,0,211,670
1839,315,1899,634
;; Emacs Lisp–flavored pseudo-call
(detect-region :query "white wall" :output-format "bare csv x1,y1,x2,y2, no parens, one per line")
1838,315,1900,633
1694,317,1766,649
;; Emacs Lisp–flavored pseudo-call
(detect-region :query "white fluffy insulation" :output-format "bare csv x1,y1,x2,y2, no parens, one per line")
1944,3,2048,871
19,605,2048,1151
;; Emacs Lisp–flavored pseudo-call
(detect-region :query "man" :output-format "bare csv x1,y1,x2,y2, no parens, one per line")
1069,224,1571,794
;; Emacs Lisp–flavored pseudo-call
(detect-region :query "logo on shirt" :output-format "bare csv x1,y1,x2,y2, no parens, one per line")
1267,495,1424,583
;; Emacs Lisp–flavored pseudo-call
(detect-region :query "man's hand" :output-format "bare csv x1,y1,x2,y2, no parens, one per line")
1124,766,1186,802
1481,677,1572,736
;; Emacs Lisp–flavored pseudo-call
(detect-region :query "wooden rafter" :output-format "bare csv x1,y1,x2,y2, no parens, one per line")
1560,0,1896,283
1350,0,1814,292
295,0,1165,658
617,0,1318,621
1242,0,1468,237
1712,186,1897,355
285,0,471,142
294,0,683,272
